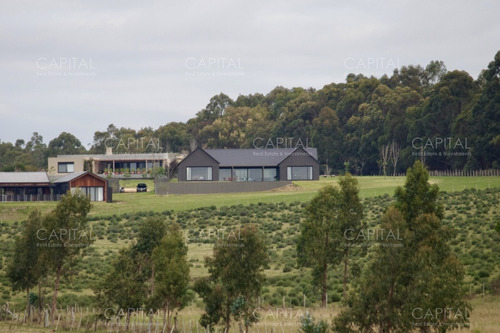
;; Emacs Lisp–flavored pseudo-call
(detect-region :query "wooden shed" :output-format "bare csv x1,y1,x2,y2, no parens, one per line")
53,171,108,202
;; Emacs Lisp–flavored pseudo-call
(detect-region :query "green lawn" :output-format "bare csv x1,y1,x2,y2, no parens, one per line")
0,176,498,223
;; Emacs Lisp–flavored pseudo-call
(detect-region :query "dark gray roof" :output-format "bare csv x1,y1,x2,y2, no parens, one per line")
204,148,318,167
52,171,88,183
0,172,50,184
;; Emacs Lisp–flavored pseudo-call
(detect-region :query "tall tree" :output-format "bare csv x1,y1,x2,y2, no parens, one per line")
298,176,363,306
94,248,146,330
338,174,363,298
46,132,86,157
195,224,269,332
335,161,471,332
156,122,190,152
90,124,118,154
312,106,343,174
466,51,500,169
394,160,443,223
408,70,475,170
131,216,168,301
297,185,341,307
6,210,46,321
43,191,92,320
25,132,47,169
425,60,447,85
150,223,190,332
95,216,167,330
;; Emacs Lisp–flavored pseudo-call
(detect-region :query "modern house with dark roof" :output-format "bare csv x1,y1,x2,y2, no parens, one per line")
177,147,320,182
0,171,108,202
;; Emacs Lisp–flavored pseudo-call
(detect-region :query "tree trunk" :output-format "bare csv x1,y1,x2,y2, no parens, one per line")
322,260,328,308
37,281,44,323
38,281,43,312
343,249,349,299
225,303,231,333
25,288,31,322
162,308,167,333
322,233,329,308
390,141,400,177
151,262,155,296
166,303,171,333
51,266,62,321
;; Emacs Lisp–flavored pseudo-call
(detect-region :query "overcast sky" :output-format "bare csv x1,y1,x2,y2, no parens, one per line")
0,0,498,148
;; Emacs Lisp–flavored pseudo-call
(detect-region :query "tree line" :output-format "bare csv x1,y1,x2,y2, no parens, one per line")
1,51,498,175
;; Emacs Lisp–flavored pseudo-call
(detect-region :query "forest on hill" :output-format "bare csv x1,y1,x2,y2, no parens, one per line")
1,51,499,175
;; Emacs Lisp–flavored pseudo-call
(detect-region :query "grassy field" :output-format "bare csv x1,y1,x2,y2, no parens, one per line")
1,176,498,223
0,176,499,332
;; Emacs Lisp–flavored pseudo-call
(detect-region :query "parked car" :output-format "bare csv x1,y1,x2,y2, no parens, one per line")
136,183,147,192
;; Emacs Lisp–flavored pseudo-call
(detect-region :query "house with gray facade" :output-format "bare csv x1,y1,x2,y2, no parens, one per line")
177,147,320,182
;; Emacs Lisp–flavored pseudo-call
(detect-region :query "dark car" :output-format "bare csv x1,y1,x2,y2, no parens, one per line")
136,183,147,192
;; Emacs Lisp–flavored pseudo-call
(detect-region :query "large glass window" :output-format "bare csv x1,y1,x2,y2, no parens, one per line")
187,167,213,181
219,168,232,181
232,168,248,182
263,168,278,181
248,168,263,182
58,162,74,173
287,166,313,180
72,187,104,201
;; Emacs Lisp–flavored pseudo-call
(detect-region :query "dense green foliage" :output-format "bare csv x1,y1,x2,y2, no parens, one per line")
297,174,363,307
4,192,92,322
195,224,269,332
335,162,471,332
95,217,190,331
6,210,45,320
1,52,499,174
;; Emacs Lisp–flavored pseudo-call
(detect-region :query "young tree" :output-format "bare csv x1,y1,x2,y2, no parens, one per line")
335,161,471,332
6,210,46,321
95,216,167,330
43,191,92,320
334,207,410,332
150,223,190,332
338,174,363,298
131,216,168,298
298,176,363,305
394,160,443,223
297,185,341,307
94,248,146,330
195,224,269,332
